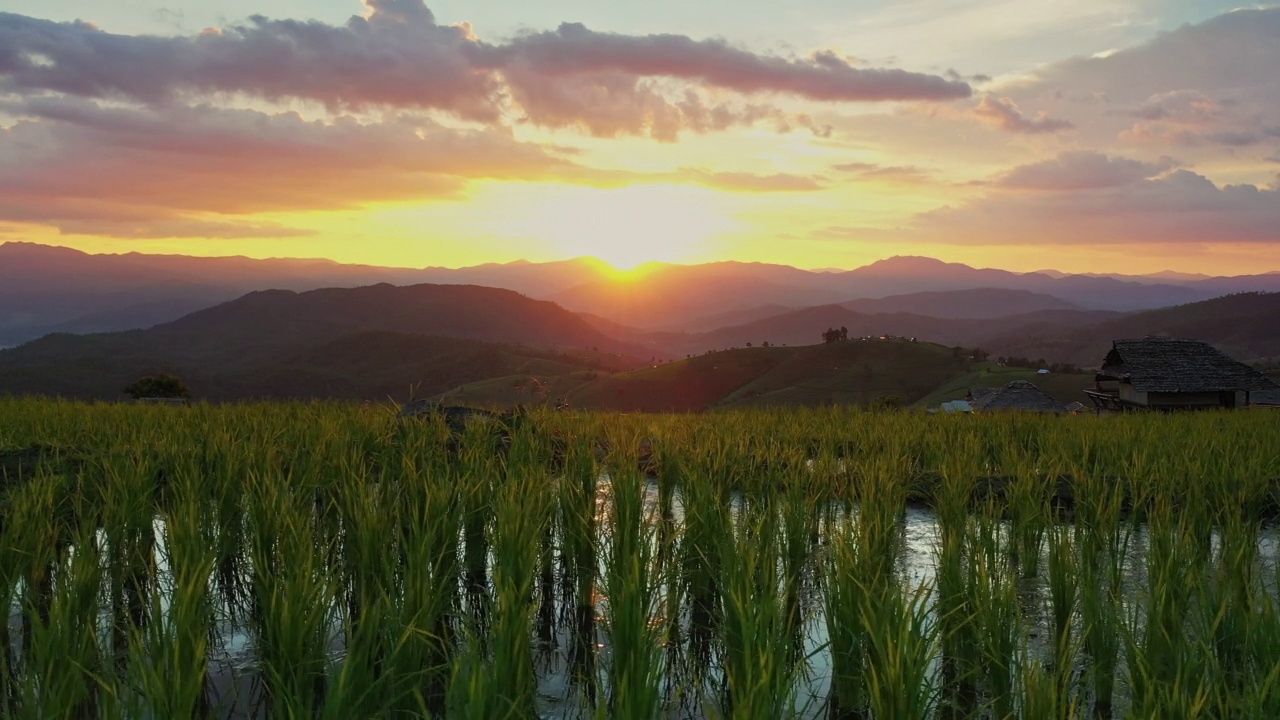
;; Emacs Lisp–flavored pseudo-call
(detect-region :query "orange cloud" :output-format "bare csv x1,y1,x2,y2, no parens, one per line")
0,97,828,237
0,99,600,236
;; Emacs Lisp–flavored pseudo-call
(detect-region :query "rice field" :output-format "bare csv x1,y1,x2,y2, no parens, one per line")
2,397,1279,718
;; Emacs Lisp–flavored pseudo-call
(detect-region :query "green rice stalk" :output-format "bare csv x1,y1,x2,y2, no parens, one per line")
603,463,664,719
859,580,940,720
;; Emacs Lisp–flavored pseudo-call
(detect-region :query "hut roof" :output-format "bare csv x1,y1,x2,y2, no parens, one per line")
968,387,998,406
968,380,1066,413
1099,337,1275,393
398,400,505,431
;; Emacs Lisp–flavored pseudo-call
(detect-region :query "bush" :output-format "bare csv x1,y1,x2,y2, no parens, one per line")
123,372,190,399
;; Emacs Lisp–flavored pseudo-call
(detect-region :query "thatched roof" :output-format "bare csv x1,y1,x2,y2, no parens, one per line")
968,380,1066,413
398,400,505,433
1251,386,1280,407
968,387,998,406
1100,337,1275,393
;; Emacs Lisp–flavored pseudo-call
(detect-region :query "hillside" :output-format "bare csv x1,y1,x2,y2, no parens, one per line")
647,305,1119,357
439,339,991,412
981,292,1280,367
717,340,976,409
0,284,657,401
154,283,662,361
0,330,632,402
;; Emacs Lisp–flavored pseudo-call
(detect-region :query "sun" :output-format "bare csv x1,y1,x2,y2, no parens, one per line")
507,184,740,270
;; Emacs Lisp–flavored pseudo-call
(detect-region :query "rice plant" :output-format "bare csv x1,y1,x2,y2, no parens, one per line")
0,398,1277,718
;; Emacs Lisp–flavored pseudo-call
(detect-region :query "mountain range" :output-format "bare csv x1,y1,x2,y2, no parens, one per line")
7,242,1280,347
2,241,1279,407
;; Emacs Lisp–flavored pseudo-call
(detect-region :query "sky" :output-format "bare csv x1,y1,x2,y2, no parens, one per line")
1,0,1279,274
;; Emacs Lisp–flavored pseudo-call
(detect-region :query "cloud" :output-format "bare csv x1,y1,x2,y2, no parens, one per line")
0,97,615,237
0,96,835,237
999,8,1280,157
831,162,933,184
820,149,1280,249
1129,90,1222,125
1029,9,1280,102
947,68,991,84
678,169,823,192
494,23,971,103
995,151,1177,190
0,5,501,118
499,69,778,141
1121,123,1271,148
0,197,313,239
910,164,1280,245
970,96,1074,134
0,1,969,141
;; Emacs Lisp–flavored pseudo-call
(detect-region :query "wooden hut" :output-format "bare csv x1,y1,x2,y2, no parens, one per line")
1085,337,1278,411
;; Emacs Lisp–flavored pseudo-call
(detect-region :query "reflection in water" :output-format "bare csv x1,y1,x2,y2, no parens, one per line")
6,475,1278,719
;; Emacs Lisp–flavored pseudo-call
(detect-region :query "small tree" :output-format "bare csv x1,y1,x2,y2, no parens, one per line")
867,394,905,412
123,372,189,399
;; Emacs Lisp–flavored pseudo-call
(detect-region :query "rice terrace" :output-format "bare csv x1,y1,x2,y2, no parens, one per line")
3,399,1279,718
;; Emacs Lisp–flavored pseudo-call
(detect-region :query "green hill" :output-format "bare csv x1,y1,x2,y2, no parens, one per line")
720,339,968,408
568,346,792,412
0,283,657,401
0,330,629,403
443,339,991,412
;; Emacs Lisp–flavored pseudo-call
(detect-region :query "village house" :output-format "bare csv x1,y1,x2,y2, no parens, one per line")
1085,337,1279,411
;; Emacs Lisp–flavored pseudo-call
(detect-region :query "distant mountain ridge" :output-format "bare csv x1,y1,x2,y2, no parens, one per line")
979,291,1280,367
842,288,1080,319
5,242,1280,346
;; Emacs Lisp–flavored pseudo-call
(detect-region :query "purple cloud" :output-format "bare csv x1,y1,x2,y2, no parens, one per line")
971,96,1073,134
494,23,971,103
997,151,1177,190
0,0,969,141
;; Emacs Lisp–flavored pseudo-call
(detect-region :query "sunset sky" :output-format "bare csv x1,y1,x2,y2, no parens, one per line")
1,0,1278,274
